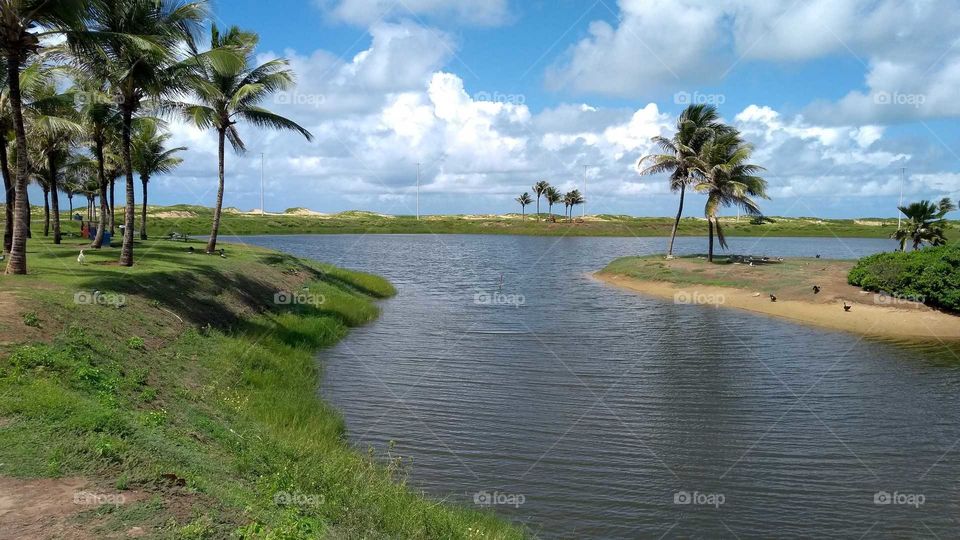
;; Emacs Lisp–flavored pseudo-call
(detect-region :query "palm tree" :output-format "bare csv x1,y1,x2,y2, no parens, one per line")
71,72,119,248
639,104,732,258
516,192,532,218
184,25,312,253
691,132,768,262
532,180,549,221
544,186,561,221
564,189,584,222
25,80,82,244
77,0,207,266
132,119,184,239
0,0,91,273
892,198,957,251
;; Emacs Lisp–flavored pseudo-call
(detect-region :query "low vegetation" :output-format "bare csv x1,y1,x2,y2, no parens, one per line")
0,237,523,538
848,245,960,312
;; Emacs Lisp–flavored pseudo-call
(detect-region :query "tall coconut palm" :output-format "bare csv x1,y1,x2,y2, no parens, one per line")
184,25,312,253
132,119,184,239
71,72,119,248
892,198,957,251
26,81,82,244
544,185,561,220
76,0,207,266
691,132,768,262
516,192,532,218
532,180,549,221
563,190,584,222
639,104,732,257
0,0,91,273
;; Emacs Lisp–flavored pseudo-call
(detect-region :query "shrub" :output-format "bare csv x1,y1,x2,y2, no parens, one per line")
848,245,960,312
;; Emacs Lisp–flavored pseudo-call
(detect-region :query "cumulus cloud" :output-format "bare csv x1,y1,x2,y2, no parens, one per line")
548,0,960,125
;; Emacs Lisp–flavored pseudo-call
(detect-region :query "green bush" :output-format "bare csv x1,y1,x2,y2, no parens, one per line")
848,245,960,312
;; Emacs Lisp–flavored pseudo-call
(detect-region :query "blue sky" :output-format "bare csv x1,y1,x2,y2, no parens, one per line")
85,0,960,218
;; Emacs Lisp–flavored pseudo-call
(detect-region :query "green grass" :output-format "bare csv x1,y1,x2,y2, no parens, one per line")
0,236,524,539
23,203,959,239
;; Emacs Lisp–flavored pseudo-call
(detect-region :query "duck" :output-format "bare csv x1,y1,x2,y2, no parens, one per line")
77,250,86,265
812,285,821,294
769,294,777,302
843,302,852,312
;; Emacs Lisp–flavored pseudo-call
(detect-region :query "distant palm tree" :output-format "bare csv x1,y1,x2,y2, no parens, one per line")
639,104,732,257
184,25,312,253
691,131,768,262
516,192,532,218
0,0,91,273
532,180,549,221
77,0,208,266
132,119,185,239
892,198,957,251
544,186,561,220
563,190,584,222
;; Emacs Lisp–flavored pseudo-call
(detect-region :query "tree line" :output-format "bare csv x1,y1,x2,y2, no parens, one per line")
516,180,584,222
1,0,312,275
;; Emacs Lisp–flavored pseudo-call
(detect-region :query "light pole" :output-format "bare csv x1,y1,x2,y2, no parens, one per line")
583,165,589,218
897,167,905,229
416,162,421,220
260,152,265,216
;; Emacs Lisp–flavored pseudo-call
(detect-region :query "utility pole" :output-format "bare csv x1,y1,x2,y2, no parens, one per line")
416,162,421,220
583,165,588,218
898,167,905,229
260,152,265,216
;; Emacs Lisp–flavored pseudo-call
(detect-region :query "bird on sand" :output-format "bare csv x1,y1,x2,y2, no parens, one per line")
77,250,86,265
812,285,821,294
843,302,852,312
769,294,777,302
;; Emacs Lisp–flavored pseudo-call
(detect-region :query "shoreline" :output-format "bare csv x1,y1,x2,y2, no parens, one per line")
594,272,960,341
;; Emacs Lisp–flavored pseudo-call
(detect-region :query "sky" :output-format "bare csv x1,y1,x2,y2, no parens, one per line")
78,0,960,218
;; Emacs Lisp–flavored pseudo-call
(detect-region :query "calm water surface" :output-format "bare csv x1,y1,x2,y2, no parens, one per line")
235,235,960,539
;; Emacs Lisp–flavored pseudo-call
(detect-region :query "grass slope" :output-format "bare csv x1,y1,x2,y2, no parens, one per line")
18,203,958,239
0,237,523,539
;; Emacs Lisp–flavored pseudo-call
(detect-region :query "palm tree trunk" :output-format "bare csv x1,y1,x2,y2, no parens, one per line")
42,188,50,237
1,132,12,255
140,176,148,240
5,55,29,274
707,218,715,263
536,197,540,222
119,109,135,267
49,154,61,245
92,138,107,248
206,128,226,253
667,184,685,257
109,177,115,234
68,194,73,216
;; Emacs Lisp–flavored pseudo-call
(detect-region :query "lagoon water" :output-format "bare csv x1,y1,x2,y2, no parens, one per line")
235,234,960,538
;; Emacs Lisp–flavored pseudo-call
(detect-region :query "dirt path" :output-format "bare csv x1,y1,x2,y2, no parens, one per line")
0,477,145,540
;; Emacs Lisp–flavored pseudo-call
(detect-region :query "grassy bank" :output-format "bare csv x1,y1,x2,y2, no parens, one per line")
0,237,523,538
24,203,959,238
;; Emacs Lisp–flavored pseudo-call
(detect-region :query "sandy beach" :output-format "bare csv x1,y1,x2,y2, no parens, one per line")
595,272,960,341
